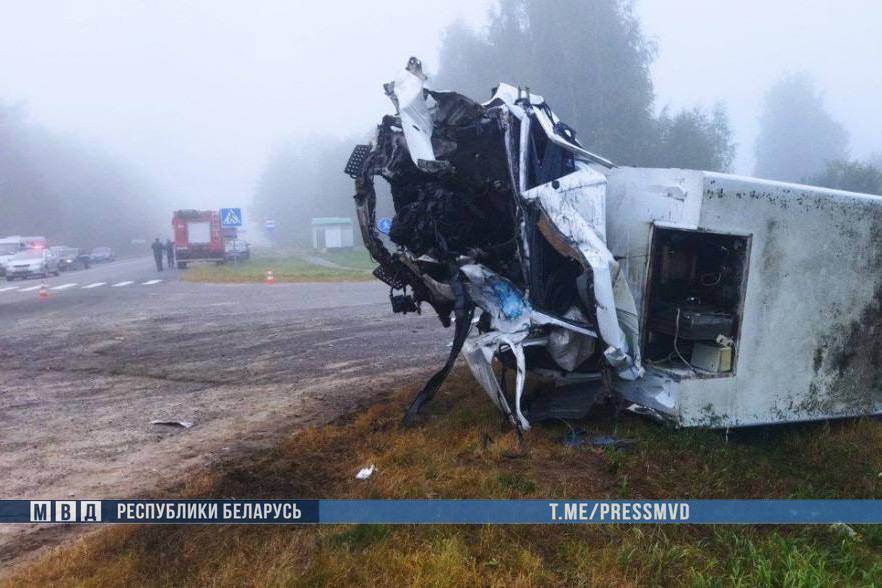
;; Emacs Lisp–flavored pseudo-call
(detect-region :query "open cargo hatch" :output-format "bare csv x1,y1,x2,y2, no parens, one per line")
642,226,750,376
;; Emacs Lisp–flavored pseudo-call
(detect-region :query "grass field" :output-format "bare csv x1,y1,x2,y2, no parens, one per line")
10,369,882,586
181,248,375,283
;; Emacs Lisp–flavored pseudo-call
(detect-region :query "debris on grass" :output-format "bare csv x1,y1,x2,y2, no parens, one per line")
11,370,882,586
561,430,637,449
830,522,859,539
356,465,377,480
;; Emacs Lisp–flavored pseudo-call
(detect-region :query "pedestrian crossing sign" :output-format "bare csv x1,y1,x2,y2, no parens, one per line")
220,208,243,227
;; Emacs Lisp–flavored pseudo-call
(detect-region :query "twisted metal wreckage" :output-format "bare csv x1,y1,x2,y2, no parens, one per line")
347,57,882,432
346,57,641,434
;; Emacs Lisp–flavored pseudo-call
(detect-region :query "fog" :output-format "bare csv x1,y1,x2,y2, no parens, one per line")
0,0,488,210
1,0,881,245
640,0,882,173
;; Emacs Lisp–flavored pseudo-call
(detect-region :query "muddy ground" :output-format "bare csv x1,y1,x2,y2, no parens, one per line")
0,258,448,572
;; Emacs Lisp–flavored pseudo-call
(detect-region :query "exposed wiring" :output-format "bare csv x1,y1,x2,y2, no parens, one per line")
673,307,715,374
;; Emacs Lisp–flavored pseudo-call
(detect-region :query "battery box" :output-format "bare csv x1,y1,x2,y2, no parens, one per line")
691,342,733,373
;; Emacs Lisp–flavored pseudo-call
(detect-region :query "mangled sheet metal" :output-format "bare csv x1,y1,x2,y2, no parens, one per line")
346,57,641,434
348,58,882,431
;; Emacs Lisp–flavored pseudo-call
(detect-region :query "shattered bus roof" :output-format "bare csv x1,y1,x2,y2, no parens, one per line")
346,57,882,432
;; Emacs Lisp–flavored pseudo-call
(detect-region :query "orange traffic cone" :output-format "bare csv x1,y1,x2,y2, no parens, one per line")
265,269,276,285
39,283,49,301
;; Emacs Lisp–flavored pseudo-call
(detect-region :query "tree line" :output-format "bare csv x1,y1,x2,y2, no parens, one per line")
252,137,360,246
435,0,735,171
755,72,882,194
0,102,166,251
253,0,880,243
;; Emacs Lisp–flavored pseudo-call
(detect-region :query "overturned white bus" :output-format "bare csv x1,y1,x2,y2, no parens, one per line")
347,57,882,431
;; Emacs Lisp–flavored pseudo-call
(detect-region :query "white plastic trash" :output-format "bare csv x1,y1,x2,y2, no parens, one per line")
355,465,376,480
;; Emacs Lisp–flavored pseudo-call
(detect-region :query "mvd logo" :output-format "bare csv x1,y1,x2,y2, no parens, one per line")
30,501,102,522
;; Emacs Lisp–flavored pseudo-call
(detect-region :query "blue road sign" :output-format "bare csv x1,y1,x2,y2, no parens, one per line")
377,217,392,235
220,208,243,228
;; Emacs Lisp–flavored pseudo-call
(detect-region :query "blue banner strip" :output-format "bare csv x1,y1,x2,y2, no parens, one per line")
319,500,882,524
3,500,882,524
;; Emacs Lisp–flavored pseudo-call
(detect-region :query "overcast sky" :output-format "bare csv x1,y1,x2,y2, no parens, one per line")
2,0,880,207
640,0,882,174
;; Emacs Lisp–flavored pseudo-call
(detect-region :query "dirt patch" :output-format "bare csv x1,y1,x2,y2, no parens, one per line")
0,279,450,575
0,367,425,575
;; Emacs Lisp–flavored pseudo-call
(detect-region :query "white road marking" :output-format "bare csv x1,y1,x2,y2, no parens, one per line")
8,279,162,293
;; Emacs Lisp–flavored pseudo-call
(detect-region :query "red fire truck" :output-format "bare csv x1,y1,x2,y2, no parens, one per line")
172,210,225,268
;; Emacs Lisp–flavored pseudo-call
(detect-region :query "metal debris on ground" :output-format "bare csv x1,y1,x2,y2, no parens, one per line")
562,430,637,449
150,420,194,429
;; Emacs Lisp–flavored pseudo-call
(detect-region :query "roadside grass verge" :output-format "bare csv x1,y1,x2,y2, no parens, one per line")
312,248,378,271
181,248,374,283
10,369,882,586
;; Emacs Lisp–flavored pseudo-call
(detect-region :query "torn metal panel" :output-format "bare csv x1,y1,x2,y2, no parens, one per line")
462,331,518,422
347,57,640,433
521,167,642,380
347,56,882,431
385,57,435,165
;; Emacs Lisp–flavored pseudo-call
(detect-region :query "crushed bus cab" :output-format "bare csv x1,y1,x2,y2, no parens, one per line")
347,57,882,432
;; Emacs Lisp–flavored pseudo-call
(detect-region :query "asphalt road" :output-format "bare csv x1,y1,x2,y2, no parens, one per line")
0,255,166,300
0,256,450,568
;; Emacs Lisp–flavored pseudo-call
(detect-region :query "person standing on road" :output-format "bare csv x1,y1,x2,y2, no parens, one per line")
151,238,164,271
165,238,175,269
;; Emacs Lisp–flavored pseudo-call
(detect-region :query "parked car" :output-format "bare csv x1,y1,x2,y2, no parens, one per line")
50,246,91,271
5,249,60,280
89,246,115,263
0,236,25,276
